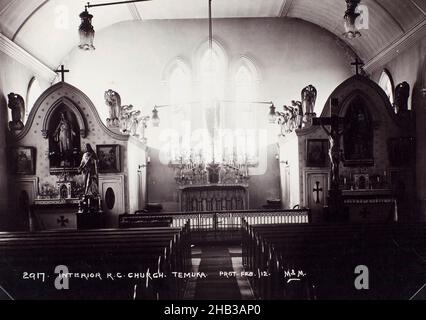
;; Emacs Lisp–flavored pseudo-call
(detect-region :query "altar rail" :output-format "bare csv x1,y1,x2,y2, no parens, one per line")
127,209,311,230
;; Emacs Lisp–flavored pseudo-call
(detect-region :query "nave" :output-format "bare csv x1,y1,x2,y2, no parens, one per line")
1,215,426,300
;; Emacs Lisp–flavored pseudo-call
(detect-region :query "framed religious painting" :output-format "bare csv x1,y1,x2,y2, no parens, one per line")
306,139,328,167
96,144,121,173
10,146,36,175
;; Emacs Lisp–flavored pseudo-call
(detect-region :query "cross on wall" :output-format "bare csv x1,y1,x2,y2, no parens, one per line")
55,65,70,82
313,181,323,204
351,58,364,75
57,216,69,227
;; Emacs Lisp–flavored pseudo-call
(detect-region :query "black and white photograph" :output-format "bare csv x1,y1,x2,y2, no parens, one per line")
0,0,426,308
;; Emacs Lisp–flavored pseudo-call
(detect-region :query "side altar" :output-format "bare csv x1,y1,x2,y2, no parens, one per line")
6,83,148,230
277,73,415,223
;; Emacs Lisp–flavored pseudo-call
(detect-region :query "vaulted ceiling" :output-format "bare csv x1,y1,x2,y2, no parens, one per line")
1,0,425,71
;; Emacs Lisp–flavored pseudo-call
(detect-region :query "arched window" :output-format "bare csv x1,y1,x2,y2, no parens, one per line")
199,44,226,102
233,58,260,164
378,69,394,105
26,77,43,118
166,61,192,163
169,63,191,108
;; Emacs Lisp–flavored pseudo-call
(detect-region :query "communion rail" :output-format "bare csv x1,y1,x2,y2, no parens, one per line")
121,209,311,230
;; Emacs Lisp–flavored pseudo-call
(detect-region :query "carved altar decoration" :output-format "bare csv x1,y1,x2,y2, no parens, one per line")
56,171,75,199
8,93,25,131
47,109,81,174
343,96,374,166
170,148,251,212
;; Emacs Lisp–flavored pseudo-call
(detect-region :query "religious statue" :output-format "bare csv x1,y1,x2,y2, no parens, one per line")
7,92,25,130
343,99,373,162
78,143,99,196
321,116,344,188
53,112,77,155
291,100,303,129
301,85,317,115
104,89,122,127
120,105,134,134
301,85,317,128
394,81,410,114
129,110,141,137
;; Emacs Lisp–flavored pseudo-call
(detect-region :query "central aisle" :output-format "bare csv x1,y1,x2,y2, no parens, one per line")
184,245,254,300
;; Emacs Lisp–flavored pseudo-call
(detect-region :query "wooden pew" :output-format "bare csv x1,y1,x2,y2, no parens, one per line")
0,222,191,300
241,220,426,300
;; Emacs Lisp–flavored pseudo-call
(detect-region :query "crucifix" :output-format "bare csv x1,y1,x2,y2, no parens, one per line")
313,181,323,204
55,65,69,82
351,58,364,75
312,98,345,191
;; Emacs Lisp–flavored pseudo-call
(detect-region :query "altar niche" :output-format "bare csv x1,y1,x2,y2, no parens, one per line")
343,96,374,166
47,106,81,174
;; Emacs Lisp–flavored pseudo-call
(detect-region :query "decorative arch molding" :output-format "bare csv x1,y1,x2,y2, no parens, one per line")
339,90,382,124
13,82,130,142
230,55,262,82
161,57,192,83
319,75,401,127
193,37,229,78
41,97,87,139
378,68,395,105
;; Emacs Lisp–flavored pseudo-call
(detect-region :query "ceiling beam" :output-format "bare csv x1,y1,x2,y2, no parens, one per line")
372,0,405,33
279,0,294,18
0,33,57,82
0,0,19,16
410,0,426,16
128,3,142,20
364,18,426,72
12,0,50,41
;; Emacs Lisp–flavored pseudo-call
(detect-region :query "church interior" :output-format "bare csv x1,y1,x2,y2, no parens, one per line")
0,0,426,300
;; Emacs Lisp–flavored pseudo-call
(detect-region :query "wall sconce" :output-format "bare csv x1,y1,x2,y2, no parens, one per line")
343,0,362,39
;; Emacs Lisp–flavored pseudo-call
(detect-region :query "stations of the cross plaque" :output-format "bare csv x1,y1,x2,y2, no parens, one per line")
55,65,69,82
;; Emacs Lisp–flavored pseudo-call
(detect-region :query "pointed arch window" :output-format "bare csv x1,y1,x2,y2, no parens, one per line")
26,77,43,118
378,69,394,105
199,46,226,102
166,61,192,163
169,63,191,108
233,59,259,164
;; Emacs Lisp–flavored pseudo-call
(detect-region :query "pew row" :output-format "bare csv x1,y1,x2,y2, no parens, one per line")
0,222,191,300
241,220,426,300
